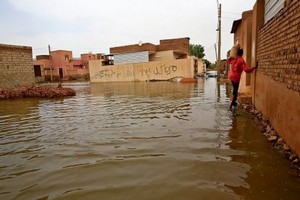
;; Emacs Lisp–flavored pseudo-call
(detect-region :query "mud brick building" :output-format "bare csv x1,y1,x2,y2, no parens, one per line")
256,0,300,93
254,0,300,156
0,44,35,88
231,0,300,156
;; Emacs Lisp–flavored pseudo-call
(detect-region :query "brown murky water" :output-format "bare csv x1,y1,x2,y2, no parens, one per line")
0,79,299,200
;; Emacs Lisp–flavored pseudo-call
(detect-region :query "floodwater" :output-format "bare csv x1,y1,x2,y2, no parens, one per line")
0,79,299,200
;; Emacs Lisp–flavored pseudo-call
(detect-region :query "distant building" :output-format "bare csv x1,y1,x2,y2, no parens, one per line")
89,37,204,82
33,50,101,81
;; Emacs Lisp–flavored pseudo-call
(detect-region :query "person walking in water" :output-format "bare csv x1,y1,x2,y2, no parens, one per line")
227,48,257,109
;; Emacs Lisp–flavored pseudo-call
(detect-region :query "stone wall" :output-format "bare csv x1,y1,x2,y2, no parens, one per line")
255,0,300,156
0,44,34,88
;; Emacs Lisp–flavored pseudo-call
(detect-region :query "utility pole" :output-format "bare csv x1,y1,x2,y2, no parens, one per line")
214,43,218,62
48,45,53,82
217,3,222,80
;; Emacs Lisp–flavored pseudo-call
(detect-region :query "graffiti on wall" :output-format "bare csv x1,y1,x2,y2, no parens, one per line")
92,69,121,80
91,64,178,80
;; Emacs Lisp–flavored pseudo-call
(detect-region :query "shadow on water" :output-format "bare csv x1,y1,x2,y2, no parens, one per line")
0,78,299,200
227,110,300,199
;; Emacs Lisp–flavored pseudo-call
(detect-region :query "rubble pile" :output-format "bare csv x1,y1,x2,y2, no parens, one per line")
0,85,76,99
242,104,300,172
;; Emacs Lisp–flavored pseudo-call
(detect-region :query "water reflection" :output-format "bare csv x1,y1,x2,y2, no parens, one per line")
228,112,300,199
90,81,200,99
0,79,299,200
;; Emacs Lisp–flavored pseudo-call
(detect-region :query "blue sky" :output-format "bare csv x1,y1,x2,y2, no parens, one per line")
0,0,256,62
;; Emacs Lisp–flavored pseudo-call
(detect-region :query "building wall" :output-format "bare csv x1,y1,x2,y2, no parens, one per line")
0,44,35,88
232,11,254,96
197,59,204,75
110,43,157,54
33,59,47,83
255,0,300,155
110,37,190,55
251,0,265,103
89,58,195,82
81,53,97,68
157,37,190,54
150,50,177,62
51,50,73,78
114,51,149,65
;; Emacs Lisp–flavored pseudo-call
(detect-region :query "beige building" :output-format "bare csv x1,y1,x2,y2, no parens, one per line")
89,37,204,82
230,10,253,98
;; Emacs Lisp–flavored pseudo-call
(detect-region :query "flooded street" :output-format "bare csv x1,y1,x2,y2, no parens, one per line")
0,79,299,200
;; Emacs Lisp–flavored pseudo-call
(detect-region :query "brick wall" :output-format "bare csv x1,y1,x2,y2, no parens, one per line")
157,37,190,54
257,0,300,92
110,37,190,55
254,0,300,156
110,43,157,54
0,44,34,88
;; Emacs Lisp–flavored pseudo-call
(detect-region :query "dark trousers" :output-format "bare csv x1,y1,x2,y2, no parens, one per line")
231,81,240,106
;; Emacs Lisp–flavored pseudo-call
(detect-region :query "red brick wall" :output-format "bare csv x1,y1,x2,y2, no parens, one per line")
254,0,300,156
110,43,157,54
157,37,190,54
110,38,190,55
257,0,300,92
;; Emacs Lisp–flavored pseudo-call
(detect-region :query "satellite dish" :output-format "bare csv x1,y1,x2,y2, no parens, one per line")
138,41,142,46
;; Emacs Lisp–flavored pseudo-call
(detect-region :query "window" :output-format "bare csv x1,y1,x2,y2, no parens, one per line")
34,65,42,77
265,0,285,24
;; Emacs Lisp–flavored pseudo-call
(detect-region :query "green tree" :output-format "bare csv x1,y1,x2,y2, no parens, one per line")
203,59,211,68
189,44,205,58
209,63,217,70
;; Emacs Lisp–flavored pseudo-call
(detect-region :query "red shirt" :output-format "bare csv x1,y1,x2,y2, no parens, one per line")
227,56,255,82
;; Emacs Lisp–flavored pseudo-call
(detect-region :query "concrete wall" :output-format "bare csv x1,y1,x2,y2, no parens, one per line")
89,58,195,82
150,50,177,62
254,0,300,155
197,59,204,75
0,44,34,88
90,81,196,98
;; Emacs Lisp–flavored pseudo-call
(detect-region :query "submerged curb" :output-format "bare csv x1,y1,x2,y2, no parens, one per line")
241,104,300,174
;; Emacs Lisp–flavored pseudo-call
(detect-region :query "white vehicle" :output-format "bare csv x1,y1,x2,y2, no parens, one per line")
206,71,217,78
